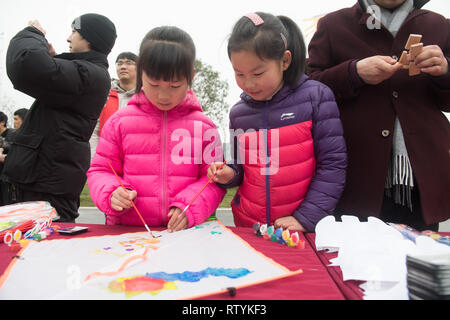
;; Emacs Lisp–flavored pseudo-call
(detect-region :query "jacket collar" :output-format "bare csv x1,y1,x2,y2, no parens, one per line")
54,50,109,68
355,0,429,25
240,74,309,107
111,78,136,96
130,90,203,115
357,0,429,10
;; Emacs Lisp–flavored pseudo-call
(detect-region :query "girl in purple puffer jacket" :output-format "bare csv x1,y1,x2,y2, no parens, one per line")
88,26,225,232
208,12,347,232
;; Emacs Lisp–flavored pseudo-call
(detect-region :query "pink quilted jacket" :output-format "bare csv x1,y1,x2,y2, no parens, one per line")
87,90,226,227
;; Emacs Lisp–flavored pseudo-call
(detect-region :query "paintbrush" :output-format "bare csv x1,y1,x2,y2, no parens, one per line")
179,160,227,217
107,161,157,238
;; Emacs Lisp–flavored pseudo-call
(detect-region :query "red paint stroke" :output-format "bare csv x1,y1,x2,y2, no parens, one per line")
123,276,166,292
84,245,158,282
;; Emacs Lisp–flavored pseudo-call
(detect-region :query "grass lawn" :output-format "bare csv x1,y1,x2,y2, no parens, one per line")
80,183,236,208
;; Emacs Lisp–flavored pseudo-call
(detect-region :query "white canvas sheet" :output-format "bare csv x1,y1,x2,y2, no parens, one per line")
0,220,295,300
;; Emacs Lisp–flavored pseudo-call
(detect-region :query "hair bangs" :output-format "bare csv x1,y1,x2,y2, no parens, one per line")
228,12,306,86
141,41,193,84
136,26,196,92
252,30,285,61
228,15,285,62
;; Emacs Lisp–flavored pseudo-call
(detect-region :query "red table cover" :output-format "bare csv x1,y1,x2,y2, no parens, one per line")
0,222,356,300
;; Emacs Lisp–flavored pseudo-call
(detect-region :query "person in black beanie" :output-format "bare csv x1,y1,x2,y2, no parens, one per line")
71,13,117,55
1,14,117,222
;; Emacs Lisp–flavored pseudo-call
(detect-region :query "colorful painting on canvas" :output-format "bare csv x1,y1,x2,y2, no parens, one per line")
0,221,298,299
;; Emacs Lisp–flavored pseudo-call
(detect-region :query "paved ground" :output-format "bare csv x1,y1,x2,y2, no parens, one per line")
76,207,236,227
76,207,450,232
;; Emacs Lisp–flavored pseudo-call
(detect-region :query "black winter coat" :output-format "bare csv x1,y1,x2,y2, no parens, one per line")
2,27,111,198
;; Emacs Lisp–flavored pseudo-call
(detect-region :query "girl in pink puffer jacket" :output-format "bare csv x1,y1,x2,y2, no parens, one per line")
87,26,225,232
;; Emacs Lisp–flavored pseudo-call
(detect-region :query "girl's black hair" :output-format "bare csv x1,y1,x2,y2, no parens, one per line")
136,26,196,92
227,12,306,86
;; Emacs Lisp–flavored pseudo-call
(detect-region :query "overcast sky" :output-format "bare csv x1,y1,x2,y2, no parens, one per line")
0,0,449,128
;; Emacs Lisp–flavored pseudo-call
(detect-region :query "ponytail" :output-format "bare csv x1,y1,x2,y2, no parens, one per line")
228,12,306,86
278,15,306,85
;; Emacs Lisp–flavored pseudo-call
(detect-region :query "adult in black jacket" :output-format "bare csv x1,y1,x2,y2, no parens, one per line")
1,14,117,222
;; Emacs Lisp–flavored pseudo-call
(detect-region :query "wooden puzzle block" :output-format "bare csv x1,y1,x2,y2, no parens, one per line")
409,62,421,76
405,34,422,50
401,34,423,76
409,43,423,60
399,51,410,69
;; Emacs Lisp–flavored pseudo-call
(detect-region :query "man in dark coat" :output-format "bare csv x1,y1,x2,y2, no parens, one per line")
13,108,28,130
1,14,117,222
307,0,449,230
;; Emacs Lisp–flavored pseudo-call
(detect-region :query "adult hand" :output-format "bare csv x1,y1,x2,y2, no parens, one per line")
167,207,188,232
28,20,56,56
0,148,5,163
110,187,137,211
356,55,403,85
415,45,449,76
48,43,56,56
274,216,306,232
28,20,46,36
207,162,235,184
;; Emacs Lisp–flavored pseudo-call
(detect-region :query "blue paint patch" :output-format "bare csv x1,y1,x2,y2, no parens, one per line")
146,267,252,282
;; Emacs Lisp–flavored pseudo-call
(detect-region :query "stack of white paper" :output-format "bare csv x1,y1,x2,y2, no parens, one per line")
315,215,450,300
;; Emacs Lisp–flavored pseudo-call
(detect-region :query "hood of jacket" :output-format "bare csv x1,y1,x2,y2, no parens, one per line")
110,78,136,97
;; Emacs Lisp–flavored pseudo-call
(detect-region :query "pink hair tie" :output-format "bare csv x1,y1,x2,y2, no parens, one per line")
245,13,264,26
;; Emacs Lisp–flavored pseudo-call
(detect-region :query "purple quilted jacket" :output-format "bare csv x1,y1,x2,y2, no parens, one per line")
224,74,347,232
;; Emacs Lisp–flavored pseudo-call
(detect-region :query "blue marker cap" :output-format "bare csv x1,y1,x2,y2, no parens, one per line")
275,228,283,238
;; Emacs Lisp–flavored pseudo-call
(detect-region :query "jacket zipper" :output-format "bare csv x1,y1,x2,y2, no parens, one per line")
161,111,168,224
263,102,271,226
